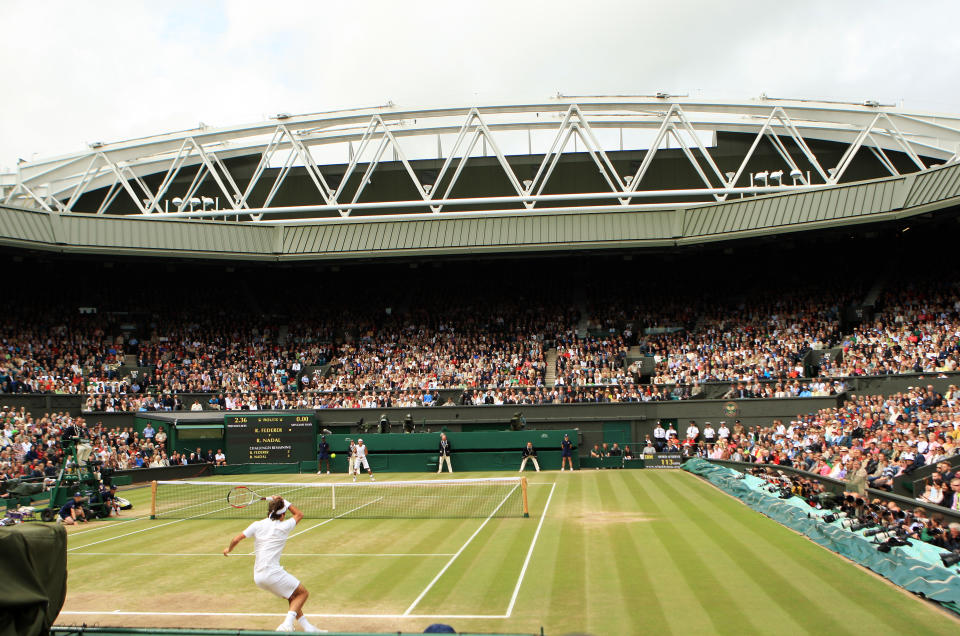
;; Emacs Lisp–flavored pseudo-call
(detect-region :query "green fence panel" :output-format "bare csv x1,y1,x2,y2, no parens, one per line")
323,450,568,473
602,421,630,446
321,430,577,453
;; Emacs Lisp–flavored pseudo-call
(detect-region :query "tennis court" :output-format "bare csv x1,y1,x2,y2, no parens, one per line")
57,470,959,635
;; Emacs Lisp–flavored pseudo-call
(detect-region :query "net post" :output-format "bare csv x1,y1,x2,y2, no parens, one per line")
521,477,529,518
150,480,157,520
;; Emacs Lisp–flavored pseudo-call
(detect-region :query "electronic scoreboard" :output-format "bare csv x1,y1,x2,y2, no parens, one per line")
642,452,684,468
224,412,316,464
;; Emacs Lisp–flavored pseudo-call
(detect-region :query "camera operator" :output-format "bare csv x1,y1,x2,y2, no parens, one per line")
919,512,947,544
937,522,960,551
905,507,931,541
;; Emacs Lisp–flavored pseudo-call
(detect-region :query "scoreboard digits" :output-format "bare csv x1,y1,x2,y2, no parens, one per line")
225,413,315,464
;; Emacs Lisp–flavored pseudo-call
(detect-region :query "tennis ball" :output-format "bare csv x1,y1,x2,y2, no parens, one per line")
331,453,336,458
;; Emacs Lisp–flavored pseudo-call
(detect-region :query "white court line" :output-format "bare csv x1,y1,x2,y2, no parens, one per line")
68,500,237,552
58,610,506,620
505,482,556,617
70,552,455,557
288,498,382,539
242,498,385,554
66,516,148,536
402,483,518,616
67,517,190,552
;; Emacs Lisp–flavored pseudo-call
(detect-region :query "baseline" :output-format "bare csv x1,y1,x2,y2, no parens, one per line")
58,610,507,620
68,552,455,558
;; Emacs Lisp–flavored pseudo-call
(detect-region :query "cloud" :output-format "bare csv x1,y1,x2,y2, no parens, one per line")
2,0,959,171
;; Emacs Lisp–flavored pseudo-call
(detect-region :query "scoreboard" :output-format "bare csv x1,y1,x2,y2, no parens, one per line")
642,453,684,469
224,412,316,464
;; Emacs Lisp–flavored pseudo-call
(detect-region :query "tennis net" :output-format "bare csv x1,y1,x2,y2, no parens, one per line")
151,477,529,520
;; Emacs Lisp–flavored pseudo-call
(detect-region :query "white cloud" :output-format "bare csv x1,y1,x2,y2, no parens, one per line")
2,0,959,170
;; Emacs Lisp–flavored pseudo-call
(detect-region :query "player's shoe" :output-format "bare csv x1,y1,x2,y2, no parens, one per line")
352,475,357,482
275,622,295,632
316,471,322,475
370,476,375,481
326,471,330,475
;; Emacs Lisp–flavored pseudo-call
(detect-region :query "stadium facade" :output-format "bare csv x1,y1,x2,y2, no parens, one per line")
1,96,960,261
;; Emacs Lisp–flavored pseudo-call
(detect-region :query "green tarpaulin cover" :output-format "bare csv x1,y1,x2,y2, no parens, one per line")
0,523,67,636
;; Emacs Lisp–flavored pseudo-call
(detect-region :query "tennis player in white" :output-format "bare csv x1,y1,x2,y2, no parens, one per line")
353,438,374,481
223,496,320,632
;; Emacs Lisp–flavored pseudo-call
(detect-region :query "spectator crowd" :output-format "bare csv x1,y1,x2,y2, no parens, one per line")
0,405,230,498
0,277,959,415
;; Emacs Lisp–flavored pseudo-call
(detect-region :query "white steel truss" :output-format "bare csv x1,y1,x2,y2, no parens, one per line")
3,96,960,222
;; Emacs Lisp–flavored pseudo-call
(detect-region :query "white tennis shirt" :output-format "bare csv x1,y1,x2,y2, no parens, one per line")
243,517,296,574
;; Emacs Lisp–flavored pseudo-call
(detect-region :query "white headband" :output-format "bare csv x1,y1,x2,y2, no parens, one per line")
273,499,291,518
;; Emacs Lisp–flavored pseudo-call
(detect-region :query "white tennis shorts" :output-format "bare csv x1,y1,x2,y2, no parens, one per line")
355,457,370,470
254,567,300,599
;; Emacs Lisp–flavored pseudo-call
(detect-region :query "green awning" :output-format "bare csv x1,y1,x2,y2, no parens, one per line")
174,424,224,429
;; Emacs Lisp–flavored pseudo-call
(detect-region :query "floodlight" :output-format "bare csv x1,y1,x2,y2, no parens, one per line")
769,170,784,185
201,196,215,210
790,169,803,185
754,171,769,186
172,197,183,207
522,179,533,191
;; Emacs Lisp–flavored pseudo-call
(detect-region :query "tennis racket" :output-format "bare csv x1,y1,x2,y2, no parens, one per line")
227,485,268,509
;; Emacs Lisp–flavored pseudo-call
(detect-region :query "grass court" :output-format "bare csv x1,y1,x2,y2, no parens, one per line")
56,470,960,635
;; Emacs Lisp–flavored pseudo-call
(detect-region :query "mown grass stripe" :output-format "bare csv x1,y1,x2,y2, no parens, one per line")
626,471,810,632
407,485,551,614
614,473,724,634
661,471,940,635
617,472,769,635
349,517,474,610
670,472,929,626
595,471,716,634
547,476,587,623
650,473,857,635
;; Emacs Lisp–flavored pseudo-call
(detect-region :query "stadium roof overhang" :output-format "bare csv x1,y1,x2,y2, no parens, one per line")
2,96,960,260
3,96,960,221
1,160,958,261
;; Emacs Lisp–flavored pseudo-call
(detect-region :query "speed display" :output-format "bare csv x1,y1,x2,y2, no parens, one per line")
224,412,316,464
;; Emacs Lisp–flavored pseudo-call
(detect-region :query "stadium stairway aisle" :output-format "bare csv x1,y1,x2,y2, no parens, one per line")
544,350,557,386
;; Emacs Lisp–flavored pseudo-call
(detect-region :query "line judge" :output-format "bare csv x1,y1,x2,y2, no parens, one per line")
437,433,453,473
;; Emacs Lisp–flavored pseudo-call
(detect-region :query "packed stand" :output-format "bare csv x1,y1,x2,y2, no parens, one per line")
643,288,851,387
820,280,960,377
668,385,960,511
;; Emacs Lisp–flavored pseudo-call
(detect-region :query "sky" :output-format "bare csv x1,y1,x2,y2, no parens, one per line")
2,0,960,171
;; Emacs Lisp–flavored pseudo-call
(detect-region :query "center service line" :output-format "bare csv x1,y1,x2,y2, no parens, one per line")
402,483,518,616
505,481,557,617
